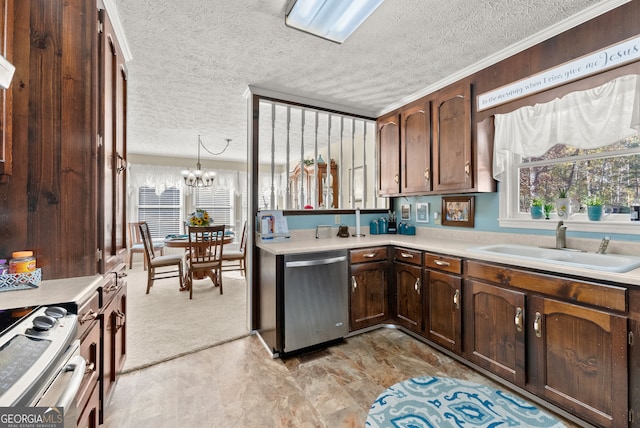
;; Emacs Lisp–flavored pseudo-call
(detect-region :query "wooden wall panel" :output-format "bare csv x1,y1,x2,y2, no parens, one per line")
0,0,97,279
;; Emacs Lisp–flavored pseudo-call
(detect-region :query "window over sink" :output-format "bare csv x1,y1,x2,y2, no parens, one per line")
496,74,640,234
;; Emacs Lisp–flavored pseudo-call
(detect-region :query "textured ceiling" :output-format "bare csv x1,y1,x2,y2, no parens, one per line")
113,0,616,162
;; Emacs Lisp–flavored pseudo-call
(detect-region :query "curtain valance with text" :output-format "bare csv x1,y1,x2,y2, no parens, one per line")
493,74,640,181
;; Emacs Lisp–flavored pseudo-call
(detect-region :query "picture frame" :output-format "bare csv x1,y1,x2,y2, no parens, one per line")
442,196,475,227
415,203,429,223
400,204,411,221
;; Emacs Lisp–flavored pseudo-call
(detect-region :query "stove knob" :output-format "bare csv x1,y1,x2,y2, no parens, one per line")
32,315,57,330
45,306,67,318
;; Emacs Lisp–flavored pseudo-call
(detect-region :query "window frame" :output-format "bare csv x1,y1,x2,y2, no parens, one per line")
499,149,640,235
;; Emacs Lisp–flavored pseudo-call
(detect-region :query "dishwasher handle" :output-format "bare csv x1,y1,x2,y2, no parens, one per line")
285,255,347,268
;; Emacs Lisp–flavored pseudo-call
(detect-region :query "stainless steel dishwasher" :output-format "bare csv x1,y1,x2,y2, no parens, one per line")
283,250,348,353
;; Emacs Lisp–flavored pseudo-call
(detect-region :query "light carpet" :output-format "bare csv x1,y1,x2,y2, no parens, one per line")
366,376,565,428
122,263,249,373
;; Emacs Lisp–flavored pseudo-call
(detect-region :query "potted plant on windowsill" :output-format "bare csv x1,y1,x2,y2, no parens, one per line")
530,197,544,219
585,195,605,221
556,188,569,218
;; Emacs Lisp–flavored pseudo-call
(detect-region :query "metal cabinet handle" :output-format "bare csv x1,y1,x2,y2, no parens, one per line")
434,260,450,267
515,307,523,332
534,312,542,337
465,161,471,176
363,253,377,258
351,275,357,292
394,174,399,184
424,168,430,181
400,252,414,259
453,289,460,310
115,309,126,331
414,278,421,295
79,309,97,325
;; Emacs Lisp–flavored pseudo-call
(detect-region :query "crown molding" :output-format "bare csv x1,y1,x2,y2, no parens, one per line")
377,0,631,117
102,0,133,62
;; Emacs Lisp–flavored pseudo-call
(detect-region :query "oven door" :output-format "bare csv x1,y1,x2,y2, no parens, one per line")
35,341,85,427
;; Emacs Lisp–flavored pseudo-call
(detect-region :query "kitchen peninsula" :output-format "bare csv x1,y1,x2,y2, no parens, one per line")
257,227,640,428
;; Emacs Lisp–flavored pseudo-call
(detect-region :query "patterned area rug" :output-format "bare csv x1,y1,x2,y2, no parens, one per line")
366,376,565,428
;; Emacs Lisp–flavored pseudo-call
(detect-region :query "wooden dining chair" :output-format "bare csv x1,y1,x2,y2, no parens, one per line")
139,222,184,293
187,225,225,299
128,221,164,270
222,221,247,276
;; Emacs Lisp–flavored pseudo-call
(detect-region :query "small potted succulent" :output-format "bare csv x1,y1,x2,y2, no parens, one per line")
585,195,604,221
556,188,569,218
530,197,544,219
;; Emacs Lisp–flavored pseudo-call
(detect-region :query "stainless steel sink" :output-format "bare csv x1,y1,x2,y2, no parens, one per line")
468,244,640,273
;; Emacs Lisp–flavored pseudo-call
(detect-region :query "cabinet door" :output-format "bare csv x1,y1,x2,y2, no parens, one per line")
98,9,127,274
101,280,127,423
401,103,431,194
464,279,526,387
395,262,422,333
377,114,400,196
350,261,388,331
424,270,461,353
432,82,472,192
528,296,628,427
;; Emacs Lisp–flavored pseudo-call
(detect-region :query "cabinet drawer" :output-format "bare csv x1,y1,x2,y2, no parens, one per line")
350,247,387,264
424,253,462,274
393,247,422,265
465,260,627,312
77,291,100,340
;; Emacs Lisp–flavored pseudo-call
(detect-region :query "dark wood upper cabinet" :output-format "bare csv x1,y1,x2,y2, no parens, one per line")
400,102,431,194
377,114,400,196
432,82,473,192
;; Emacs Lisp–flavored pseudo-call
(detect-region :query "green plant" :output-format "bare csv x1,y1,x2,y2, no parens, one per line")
558,187,568,198
531,197,544,207
585,195,604,206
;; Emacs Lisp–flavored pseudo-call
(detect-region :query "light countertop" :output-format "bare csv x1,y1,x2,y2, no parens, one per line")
257,228,640,286
0,275,103,311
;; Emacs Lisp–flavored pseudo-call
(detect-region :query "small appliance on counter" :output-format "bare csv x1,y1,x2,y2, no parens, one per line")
398,222,416,235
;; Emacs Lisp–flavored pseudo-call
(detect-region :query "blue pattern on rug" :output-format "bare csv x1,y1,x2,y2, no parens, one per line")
366,376,566,428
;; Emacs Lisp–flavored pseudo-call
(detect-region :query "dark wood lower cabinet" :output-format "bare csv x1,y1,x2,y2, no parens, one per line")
464,279,526,387
394,261,423,333
349,260,389,331
528,296,628,428
101,279,127,423
424,269,462,353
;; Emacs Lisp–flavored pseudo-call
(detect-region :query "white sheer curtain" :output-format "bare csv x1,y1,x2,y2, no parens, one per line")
493,74,640,181
127,163,245,196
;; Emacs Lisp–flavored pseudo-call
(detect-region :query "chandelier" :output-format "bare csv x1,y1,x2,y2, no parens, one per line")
181,135,231,188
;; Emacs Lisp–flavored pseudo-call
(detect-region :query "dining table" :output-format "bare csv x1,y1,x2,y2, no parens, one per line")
164,233,235,290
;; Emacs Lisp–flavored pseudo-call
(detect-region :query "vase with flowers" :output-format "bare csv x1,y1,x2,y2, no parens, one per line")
188,208,211,227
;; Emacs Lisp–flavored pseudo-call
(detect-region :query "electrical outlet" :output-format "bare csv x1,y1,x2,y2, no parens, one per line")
335,215,341,224
434,212,441,225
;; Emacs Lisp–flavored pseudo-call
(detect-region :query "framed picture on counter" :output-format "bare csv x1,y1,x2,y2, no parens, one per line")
416,203,429,223
442,196,474,228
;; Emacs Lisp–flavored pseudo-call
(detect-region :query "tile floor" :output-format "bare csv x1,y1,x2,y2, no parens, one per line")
104,328,580,428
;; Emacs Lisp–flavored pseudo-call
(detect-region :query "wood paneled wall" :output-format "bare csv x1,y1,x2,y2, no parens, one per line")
0,0,98,279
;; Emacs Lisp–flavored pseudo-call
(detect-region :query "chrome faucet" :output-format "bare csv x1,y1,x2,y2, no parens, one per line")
556,221,567,249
